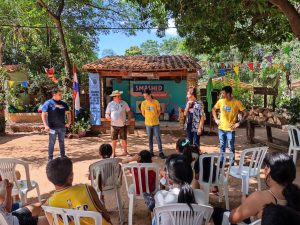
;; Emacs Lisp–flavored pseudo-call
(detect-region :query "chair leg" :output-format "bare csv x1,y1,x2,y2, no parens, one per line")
223,185,229,210
35,184,41,203
202,184,210,205
116,188,124,224
218,185,223,203
293,151,298,164
128,195,134,225
257,175,261,191
20,192,27,205
288,147,292,156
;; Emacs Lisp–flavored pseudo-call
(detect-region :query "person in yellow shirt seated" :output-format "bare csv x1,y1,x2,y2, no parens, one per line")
212,86,248,164
45,157,112,225
141,90,166,159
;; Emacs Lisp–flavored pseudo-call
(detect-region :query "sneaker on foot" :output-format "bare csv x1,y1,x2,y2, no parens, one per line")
159,152,166,159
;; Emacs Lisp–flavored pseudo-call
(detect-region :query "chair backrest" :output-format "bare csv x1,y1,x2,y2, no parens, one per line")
42,206,102,225
154,204,213,225
89,158,121,192
249,219,261,225
288,125,300,148
238,147,268,175
199,153,233,186
0,212,10,225
121,163,160,199
0,158,32,190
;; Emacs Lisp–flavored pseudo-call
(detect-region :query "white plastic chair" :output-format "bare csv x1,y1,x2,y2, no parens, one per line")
89,158,124,224
222,212,261,225
287,125,300,164
122,163,160,225
42,205,102,225
0,212,10,225
198,153,233,210
0,158,41,204
154,203,213,225
229,147,268,195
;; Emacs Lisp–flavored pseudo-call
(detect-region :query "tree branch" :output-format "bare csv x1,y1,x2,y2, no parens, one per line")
56,0,65,18
37,0,58,20
268,0,300,39
83,1,127,17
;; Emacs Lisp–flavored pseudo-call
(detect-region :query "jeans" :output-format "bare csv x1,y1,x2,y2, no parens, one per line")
218,129,235,164
187,129,200,146
48,127,66,160
146,125,163,154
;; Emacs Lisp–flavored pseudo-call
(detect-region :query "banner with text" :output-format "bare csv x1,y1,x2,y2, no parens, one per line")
89,73,101,125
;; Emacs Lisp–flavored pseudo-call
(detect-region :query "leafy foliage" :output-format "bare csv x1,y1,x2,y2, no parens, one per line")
125,45,143,56
140,40,160,55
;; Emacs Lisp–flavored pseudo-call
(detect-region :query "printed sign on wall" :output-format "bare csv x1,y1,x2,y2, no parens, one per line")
89,73,101,125
132,84,168,99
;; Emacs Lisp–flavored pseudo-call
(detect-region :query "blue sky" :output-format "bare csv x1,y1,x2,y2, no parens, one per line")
97,23,178,56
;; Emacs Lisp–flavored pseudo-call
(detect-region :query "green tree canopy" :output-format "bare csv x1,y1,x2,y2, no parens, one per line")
140,40,160,55
125,46,143,56
101,49,117,57
131,0,300,54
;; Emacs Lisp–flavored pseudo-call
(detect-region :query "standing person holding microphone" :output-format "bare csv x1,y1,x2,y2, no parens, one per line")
184,87,205,146
41,87,71,161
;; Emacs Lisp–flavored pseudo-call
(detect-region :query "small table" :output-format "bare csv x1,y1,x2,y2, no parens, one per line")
246,119,289,151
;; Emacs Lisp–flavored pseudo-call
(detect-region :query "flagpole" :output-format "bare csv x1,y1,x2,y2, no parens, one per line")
72,64,75,127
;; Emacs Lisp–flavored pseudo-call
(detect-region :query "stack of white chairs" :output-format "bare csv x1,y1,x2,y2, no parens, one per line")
287,125,300,164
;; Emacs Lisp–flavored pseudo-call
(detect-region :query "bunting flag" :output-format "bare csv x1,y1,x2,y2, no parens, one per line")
268,63,272,68
21,81,28,88
247,63,254,71
265,55,272,64
279,63,284,69
216,63,220,68
285,63,291,70
8,80,15,88
256,63,261,69
220,62,225,68
225,62,229,68
274,64,279,69
233,66,239,76
44,67,58,83
73,64,80,117
219,69,225,76
262,63,267,69
207,77,213,112
208,69,214,77
283,46,291,55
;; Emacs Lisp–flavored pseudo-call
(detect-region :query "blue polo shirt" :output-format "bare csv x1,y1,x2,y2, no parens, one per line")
42,99,69,129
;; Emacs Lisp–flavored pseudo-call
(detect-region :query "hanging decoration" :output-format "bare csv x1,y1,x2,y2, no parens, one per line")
8,80,15,88
265,55,273,64
44,67,59,83
283,46,291,55
247,63,254,71
233,66,239,76
21,81,28,88
219,69,225,76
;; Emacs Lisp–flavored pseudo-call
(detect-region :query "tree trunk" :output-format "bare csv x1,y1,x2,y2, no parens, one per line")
0,31,4,66
55,19,72,78
0,109,5,135
269,0,300,39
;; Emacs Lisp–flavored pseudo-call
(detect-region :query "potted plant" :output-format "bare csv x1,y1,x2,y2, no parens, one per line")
72,118,91,138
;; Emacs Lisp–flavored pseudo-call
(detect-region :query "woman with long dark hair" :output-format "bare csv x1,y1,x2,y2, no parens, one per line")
213,152,300,225
184,87,205,146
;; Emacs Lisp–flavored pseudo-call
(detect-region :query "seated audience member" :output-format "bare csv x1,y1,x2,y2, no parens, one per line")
261,203,300,225
122,150,156,195
155,154,205,207
46,157,111,225
153,154,205,225
0,179,48,225
212,152,300,225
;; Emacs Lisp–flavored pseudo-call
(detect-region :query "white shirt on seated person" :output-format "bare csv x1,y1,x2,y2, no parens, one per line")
155,187,206,207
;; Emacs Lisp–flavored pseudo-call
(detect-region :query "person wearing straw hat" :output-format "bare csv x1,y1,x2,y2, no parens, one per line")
105,90,131,157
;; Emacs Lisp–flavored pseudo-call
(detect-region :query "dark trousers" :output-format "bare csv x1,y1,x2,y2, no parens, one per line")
48,127,66,160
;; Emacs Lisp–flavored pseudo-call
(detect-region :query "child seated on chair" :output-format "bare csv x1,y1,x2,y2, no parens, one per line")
46,157,112,225
0,179,48,225
122,150,156,195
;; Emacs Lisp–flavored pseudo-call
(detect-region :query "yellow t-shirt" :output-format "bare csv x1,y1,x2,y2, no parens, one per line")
214,98,245,131
141,99,160,126
48,184,111,225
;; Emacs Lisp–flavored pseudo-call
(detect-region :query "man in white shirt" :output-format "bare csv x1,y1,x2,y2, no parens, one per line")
105,90,131,157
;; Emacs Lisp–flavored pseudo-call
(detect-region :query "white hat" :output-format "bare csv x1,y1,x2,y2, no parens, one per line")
109,90,123,97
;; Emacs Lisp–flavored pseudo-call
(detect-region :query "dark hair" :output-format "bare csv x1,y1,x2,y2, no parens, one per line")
264,152,300,212
46,157,73,186
51,87,62,95
188,87,197,98
99,144,113,159
166,154,196,211
221,86,232,95
139,150,152,163
142,89,152,95
262,203,300,225
176,138,199,165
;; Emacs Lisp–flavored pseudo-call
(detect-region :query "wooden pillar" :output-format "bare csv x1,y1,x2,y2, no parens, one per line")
264,94,267,108
100,74,105,118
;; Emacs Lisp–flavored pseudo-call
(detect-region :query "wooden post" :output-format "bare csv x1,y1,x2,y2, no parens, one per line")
266,125,273,143
264,94,267,108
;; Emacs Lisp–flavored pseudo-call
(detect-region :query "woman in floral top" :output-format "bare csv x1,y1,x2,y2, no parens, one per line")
184,87,205,146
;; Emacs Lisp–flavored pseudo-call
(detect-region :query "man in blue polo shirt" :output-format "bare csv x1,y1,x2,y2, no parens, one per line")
41,87,71,160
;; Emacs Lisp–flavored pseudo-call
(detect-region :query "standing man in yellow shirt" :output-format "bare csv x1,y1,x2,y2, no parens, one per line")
141,90,166,159
212,86,248,164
